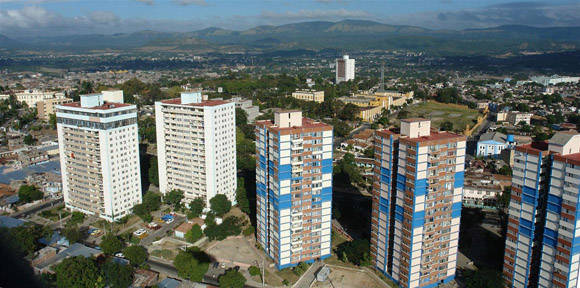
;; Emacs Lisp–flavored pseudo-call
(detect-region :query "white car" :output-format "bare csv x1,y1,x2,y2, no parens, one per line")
133,228,147,236
165,218,174,224
115,253,124,258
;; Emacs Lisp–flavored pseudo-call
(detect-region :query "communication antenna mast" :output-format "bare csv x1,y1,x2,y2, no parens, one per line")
379,62,385,92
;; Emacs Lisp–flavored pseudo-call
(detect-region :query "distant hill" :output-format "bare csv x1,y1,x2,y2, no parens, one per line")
4,20,580,55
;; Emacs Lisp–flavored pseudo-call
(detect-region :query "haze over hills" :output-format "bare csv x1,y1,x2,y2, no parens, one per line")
2,20,580,56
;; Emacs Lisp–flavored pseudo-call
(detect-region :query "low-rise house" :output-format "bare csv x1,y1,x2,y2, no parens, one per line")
476,132,514,158
132,269,159,288
32,243,102,274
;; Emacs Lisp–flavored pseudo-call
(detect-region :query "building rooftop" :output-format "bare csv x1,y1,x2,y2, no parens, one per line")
0,216,25,228
401,118,429,123
516,141,550,155
160,98,229,107
479,132,507,143
256,117,332,132
549,131,577,146
554,152,580,165
402,131,465,144
60,102,133,110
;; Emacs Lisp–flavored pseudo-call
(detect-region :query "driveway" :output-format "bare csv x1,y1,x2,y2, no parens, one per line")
140,215,185,246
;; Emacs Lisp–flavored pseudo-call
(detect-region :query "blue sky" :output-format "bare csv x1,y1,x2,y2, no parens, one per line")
1,0,579,37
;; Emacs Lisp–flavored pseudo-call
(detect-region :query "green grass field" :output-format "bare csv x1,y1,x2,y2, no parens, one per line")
398,101,482,132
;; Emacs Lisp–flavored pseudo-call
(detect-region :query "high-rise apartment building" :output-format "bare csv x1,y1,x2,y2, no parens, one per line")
371,119,466,288
56,92,142,221
155,92,236,206
335,55,355,84
503,132,580,288
255,110,333,269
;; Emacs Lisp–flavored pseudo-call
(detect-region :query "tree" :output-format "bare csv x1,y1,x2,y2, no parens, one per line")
363,147,375,159
248,266,261,276
335,239,371,266
148,157,159,187
165,189,184,210
185,224,203,243
210,194,231,216
123,245,148,267
18,185,43,203
440,121,453,131
498,165,513,176
204,216,242,241
496,186,511,210
236,178,250,215
173,248,210,282
102,260,133,288
49,113,57,128
54,256,103,288
219,270,247,288
62,226,84,243
4,223,51,256
100,234,124,255
188,197,205,219
293,262,310,276
462,268,504,288
69,211,85,226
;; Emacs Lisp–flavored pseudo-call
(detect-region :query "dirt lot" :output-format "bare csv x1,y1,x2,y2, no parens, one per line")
148,237,190,261
205,237,262,267
312,266,390,288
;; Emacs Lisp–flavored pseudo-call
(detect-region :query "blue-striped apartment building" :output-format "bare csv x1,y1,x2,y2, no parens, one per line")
255,110,333,269
503,132,580,288
371,118,466,288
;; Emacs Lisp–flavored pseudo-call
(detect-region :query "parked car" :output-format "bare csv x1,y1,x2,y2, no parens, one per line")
133,228,147,236
165,218,174,224
115,253,124,258
147,222,160,230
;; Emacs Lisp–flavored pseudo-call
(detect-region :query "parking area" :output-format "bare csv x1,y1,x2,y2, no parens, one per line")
311,266,389,288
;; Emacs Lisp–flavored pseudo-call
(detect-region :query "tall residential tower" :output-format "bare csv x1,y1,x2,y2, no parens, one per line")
255,110,333,269
155,91,236,206
503,132,580,288
335,55,355,84
371,119,466,288
56,92,142,221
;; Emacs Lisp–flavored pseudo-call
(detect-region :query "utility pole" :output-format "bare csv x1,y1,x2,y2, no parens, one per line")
261,258,265,288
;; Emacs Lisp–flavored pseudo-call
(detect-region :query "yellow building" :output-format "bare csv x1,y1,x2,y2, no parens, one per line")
291,90,324,103
359,106,384,122
338,90,413,122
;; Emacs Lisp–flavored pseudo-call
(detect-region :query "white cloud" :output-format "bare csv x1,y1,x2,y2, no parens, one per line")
260,9,372,21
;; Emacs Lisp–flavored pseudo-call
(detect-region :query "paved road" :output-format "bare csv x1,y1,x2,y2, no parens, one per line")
12,198,63,218
140,215,185,246
147,257,179,278
293,261,324,288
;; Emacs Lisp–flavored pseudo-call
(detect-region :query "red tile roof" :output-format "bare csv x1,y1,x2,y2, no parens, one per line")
402,131,465,144
554,152,580,165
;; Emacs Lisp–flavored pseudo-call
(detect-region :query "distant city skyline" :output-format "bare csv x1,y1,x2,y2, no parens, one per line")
0,0,579,37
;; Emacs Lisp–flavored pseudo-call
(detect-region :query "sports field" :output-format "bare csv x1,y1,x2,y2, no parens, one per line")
398,101,482,132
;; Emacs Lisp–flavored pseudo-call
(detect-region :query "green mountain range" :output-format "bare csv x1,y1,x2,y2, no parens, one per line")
2,20,579,56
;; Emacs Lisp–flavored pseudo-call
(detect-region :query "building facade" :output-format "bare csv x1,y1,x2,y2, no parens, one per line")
291,90,325,103
231,97,260,123
476,132,513,158
503,132,580,288
155,92,237,206
371,119,466,288
56,93,142,221
14,90,66,107
255,110,333,269
335,55,355,84
37,97,73,121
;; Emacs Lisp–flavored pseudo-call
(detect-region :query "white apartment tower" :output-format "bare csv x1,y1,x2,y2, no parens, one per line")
56,92,142,222
155,92,237,206
335,55,355,84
